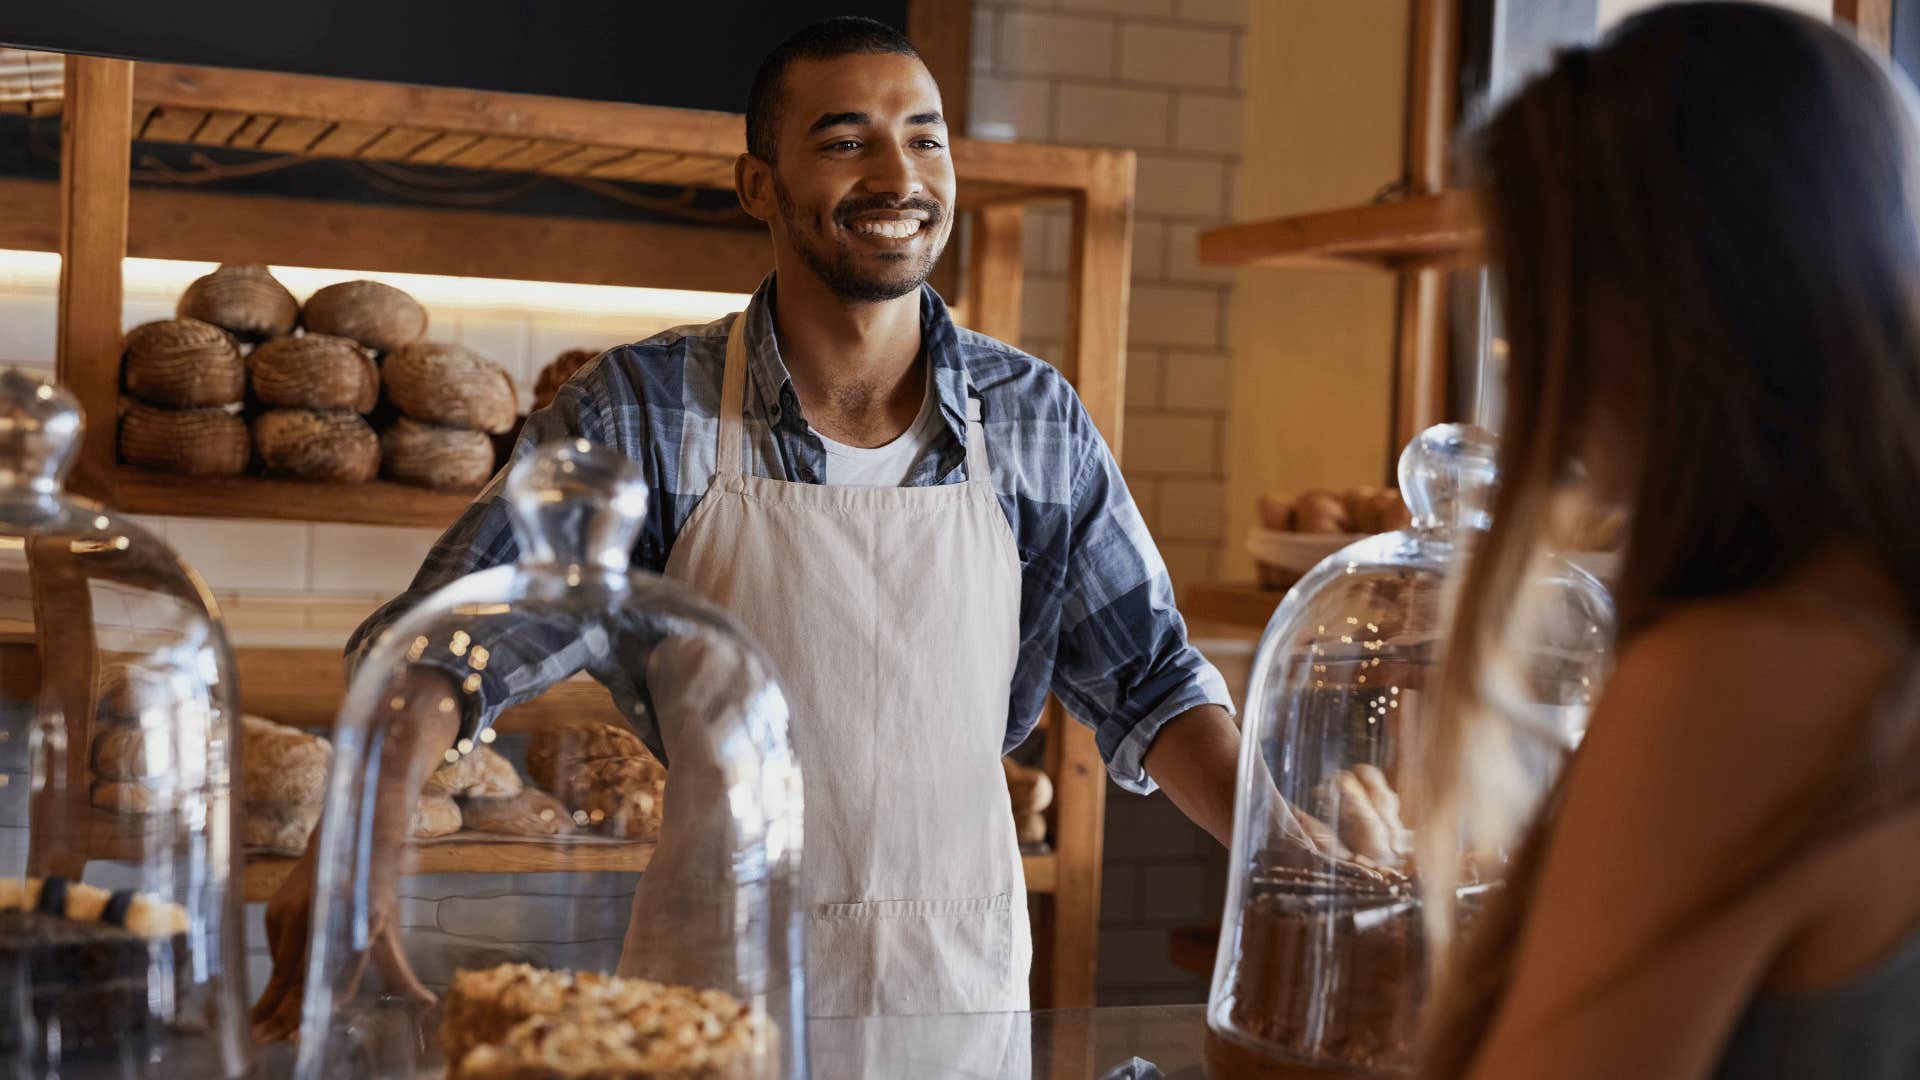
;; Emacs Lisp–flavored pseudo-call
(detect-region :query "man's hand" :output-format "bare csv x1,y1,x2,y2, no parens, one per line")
249,666,463,1042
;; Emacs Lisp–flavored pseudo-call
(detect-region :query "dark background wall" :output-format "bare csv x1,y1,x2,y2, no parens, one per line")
0,1,908,112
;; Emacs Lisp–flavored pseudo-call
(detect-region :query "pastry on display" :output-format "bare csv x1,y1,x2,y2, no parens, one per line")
176,263,300,341
121,318,246,408
0,878,191,1057
383,342,519,435
118,401,251,476
253,407,381,482
443,964,771,1080
1003,758,1053,848
242,715,334,808
532,348,600,412
459,788,578,838
244,808,317,857
528,724,665,841
1261,486,1414,536
426,744,524,799
248,333,380,413
412,794,463,839
302,280,428,352
382,415,497,490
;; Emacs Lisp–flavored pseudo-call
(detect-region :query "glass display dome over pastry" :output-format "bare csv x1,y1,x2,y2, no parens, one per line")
1204,424,1616,1078
0,367,249,1078
295,439,805,1080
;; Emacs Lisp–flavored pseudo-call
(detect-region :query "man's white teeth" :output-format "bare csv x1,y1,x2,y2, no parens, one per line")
854,219,922,239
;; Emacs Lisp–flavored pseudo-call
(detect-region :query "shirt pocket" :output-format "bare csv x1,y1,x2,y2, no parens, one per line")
808,892,1018,1017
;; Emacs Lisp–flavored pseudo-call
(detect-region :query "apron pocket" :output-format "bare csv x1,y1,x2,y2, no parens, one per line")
809,892,1017,1017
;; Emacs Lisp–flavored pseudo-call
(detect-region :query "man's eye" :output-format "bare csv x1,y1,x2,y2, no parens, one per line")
913,139,946,151
824,139,861,152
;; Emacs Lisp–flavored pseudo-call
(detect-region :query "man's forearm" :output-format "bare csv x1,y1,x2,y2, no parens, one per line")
1142,703,1241,847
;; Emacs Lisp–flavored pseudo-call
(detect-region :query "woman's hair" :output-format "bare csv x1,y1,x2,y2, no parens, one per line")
1418,5,1920,1075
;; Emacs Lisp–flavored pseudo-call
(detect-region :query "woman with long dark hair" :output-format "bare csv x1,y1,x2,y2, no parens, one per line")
1417,5,1920,1078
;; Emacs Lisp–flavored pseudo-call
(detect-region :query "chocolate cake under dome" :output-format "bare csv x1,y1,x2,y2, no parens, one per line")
0,367,251,1078
1205,425,1615,1077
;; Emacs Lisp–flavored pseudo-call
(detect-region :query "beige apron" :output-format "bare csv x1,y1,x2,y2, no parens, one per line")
624,313,1031,1018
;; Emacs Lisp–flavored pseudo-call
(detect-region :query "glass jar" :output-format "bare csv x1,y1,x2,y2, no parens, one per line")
1205,424,1614,1077
0,367,249,1077
296,439,804,1080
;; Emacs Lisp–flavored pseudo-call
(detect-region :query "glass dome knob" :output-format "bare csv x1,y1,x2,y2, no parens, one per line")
0,367,83,502
1397,422,1497,535
504,439,650,573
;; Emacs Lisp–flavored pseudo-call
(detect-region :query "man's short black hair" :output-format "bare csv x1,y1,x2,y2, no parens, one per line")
745,16,922,163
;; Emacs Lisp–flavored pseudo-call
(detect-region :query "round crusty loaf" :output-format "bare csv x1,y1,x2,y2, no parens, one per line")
249,334,378,413
91,725,171,781
382,342,517,434
176,264,299,341
532,348,597,412
458,787,576,837
382,416,496,491
122,318,245,408
244,804,318,856
422,744,521,799
253,409,379,482
119,402,249,476
412,794,462,839
302,280,428,352
242,715,333,808
91,778,166,815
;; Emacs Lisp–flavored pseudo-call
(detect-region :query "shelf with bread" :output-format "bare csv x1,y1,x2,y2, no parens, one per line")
36,51,1131,1007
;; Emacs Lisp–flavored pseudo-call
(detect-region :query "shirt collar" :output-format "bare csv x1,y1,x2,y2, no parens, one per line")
740,273,974,445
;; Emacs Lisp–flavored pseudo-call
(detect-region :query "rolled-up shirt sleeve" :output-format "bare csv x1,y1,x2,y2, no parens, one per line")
344,367,642,741
1049,410,1235,795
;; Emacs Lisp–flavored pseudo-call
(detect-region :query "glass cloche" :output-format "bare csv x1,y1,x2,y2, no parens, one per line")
1205,424,1614,1078
0,368,249,1077
295,439,804,1080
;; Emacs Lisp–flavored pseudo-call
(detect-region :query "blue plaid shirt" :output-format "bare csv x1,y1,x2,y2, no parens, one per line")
350,275,1230,793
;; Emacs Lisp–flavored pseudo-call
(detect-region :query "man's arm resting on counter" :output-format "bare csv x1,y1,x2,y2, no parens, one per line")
1142,703,1240,848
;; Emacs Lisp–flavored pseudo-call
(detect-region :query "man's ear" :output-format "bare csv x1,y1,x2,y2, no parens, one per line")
736,154,776,224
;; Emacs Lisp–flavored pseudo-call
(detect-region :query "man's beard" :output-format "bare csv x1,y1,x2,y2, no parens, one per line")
773,174,946,302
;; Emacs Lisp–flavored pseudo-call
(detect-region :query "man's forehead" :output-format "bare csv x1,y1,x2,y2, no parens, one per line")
780,53,943,131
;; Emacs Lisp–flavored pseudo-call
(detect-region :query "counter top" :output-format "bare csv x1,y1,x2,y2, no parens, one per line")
809,1004,1208,1079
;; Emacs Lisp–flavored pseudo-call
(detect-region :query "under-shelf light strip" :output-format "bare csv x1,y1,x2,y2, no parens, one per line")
0,249,751,322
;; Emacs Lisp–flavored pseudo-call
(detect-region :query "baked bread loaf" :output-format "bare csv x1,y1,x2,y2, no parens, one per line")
253,408,379,482
90,778,164,815
301,280,427,351
527,725,664,841
248,334,379,413
1290,490,1351,534
176,264,299,341
382,416,496,490
532,349,597,412
383,342,517,434
94,664,172,727
121,319,245,408
1002,758,1054,819
118,402,249,476
243,805,318,856
459,788,577,837
412,795,462,839
242,716,333,808
424,745,522,799
442,964,771,1080
90,725,170,782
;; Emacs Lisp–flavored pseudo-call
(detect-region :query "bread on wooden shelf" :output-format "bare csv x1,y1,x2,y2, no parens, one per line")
412,794,463,839
458,788,577,837
121,318,245,408
383,342,517,435
244,807,316,856
242,716,333,808
253,408,379,482
423,744,522,799
382,416,497,491
532,348,599,412
527,724,664,841
248,334,379,413
176,264,299,342
118,401,249,476
90,778,164,815
90,724,170,782
302,280,428,352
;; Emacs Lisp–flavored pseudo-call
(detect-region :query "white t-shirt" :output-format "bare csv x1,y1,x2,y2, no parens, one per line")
812,376,942,487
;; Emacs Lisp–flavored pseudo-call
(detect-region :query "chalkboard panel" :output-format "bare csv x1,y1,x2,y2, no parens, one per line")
0,1,908,113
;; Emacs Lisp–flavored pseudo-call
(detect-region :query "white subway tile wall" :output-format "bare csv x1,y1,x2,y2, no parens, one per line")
978,0,1246,1004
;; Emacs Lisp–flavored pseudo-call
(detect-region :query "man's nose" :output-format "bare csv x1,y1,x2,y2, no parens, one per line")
860,140,924,200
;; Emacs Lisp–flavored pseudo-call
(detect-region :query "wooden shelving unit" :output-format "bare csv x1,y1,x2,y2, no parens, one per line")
1196,189,1481,273
29,56,1133,1007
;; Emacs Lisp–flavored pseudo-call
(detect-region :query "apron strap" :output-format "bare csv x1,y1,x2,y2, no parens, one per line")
717,312,750,479
964,395,992,488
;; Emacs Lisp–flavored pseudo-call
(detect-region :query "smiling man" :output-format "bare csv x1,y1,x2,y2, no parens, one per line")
258,16,1243,1025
